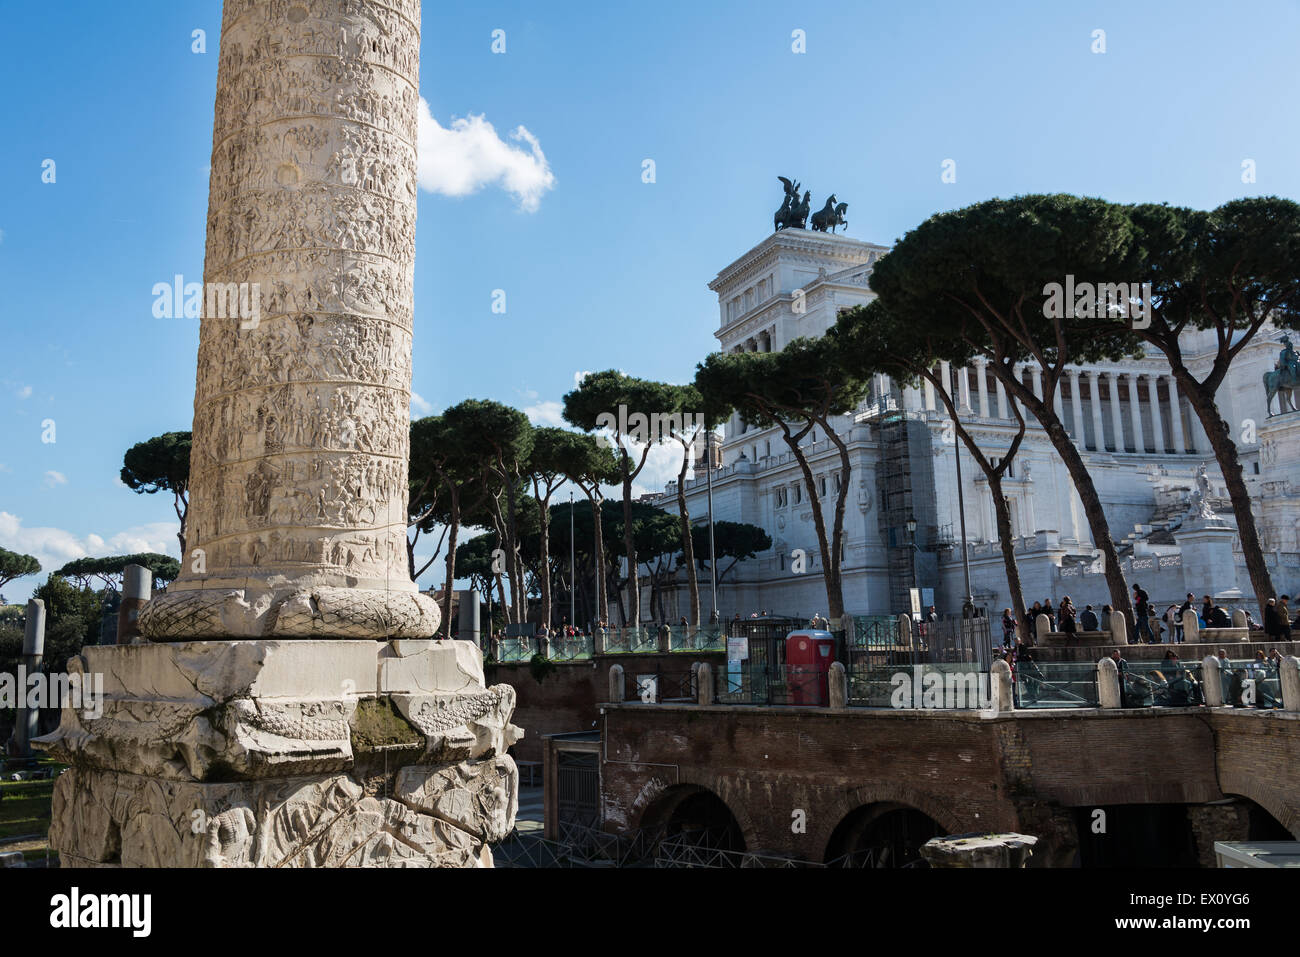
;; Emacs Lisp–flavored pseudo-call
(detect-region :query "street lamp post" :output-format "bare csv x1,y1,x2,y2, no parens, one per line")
569,489,576,629
706,427,719,621
950,367,975,618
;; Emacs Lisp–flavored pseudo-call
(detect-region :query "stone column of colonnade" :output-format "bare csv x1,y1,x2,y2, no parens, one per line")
37,0,521,869
140,0,440,639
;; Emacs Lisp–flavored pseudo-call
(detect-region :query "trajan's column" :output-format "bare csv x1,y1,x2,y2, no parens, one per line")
142,0,438,639
36,0,521,867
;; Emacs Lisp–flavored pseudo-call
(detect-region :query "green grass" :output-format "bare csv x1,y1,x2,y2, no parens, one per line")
0,787,54,840
0,759,63,849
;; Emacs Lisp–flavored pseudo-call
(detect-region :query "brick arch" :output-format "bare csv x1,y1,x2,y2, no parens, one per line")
631,775,762,852
1218,784,1300,839
811,783,986,861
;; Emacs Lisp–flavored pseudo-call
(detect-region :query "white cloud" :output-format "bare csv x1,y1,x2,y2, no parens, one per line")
17,385,32,399
522,400,565,427
0,511,180,601
43,470,67,488
629,441,694,499
410,391,434,417
417,97,555,212
573,370,589,388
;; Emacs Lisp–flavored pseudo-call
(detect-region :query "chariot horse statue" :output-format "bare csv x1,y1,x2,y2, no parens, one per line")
811,195,849,233
774,176,810,231
1264,334,1300,415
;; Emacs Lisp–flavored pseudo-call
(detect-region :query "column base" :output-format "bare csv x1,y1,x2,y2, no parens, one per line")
34,638,520,868
138,585,442,640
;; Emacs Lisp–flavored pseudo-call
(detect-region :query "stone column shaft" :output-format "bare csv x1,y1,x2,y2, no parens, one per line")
1107,372,1124,453
1068,369,1084,443
1168,375,1186,453
1088,371,1105,453
1147,374,1166,453
975,360,990,417
140,0,438,640
1129,373,1145,453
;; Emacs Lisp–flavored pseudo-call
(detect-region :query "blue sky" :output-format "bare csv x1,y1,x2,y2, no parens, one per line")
3,0,1300,602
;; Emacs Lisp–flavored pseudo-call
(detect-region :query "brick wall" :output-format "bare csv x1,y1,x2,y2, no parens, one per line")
598,703,1300,865
487,651,725,764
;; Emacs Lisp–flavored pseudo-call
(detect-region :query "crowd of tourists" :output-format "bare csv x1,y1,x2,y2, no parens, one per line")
1000,585,1298,648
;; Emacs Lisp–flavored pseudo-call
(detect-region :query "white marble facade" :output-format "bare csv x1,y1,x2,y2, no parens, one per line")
645,229,1300,620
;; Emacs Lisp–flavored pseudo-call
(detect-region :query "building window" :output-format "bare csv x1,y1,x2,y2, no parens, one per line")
793,483,802,504
765,440,771,457
818,475,827,497
833,472,841,493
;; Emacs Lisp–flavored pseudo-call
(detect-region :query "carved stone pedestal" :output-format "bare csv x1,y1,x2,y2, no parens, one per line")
35,639,521,867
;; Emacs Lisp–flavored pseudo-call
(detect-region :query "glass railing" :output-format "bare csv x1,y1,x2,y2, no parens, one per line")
1015,660,1098,708
1215,660,1284,709
547,635,594,661
497,636,538,662
668,625,726,652
1119,661,1207,708
848,663,993,710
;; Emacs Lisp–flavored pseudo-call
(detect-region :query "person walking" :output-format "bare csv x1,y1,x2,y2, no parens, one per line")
1264,598,1282,640
1028,601,1043,643
1110,649,1131,707
1132,584,1152,642
1059,596,1077,638
1165,604,1180,643
1001,608,1017,649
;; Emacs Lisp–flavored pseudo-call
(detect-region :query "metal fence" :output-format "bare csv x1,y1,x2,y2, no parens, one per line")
714,663,830,706
627,668,699,704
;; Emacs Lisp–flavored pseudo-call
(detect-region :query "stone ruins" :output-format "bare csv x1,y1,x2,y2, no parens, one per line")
35,0,522,867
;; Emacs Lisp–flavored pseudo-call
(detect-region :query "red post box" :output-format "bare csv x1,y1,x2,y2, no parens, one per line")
785,629,835,705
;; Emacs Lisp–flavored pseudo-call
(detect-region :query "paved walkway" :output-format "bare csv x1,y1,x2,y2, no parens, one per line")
515,785,543,834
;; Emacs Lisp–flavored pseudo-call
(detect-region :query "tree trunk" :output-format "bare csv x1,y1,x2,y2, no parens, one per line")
495,574,508,627
441,514,459,639
175,491,188,556
676,439,701,626
987,472,1029,642
612,566,627,626
781,429,846,623
989,369,1133,623
1182,379,1275,617
587,492,608,625
621,458,639,626
503,472,524,623
536,494,552,629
